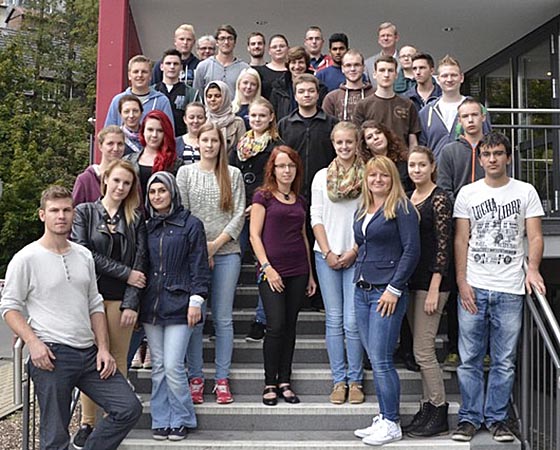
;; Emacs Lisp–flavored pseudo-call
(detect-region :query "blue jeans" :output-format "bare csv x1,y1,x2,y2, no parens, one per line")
187,253,241,380
354,285,408,422
29,343,142,450
315,253,363,384
457,287,523,428
144,324,197,429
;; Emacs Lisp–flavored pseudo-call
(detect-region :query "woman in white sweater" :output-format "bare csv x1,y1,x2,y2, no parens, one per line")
311,121,365,405
176,122,245,404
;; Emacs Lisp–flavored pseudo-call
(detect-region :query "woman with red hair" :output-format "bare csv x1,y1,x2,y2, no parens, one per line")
249,145,316,406
125,110,183,199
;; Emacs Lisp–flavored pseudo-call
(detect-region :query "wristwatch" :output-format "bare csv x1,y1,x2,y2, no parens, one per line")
321,250,332,260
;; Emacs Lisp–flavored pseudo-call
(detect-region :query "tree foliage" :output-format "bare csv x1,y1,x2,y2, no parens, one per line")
0,0,98,274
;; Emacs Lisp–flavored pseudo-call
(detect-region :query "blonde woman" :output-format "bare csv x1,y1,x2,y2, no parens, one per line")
352,156,420,446
71,159,147,447
231,68,263,130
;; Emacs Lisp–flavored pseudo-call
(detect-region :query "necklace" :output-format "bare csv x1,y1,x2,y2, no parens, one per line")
278,190,291,200
104,211,121,226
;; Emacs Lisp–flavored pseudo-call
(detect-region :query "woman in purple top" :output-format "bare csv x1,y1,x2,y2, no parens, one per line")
250,145,317,406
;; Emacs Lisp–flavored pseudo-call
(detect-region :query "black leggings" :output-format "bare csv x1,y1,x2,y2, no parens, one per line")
260,274,307,386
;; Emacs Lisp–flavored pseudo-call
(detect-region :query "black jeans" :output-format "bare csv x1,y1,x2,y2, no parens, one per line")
260,274,307,385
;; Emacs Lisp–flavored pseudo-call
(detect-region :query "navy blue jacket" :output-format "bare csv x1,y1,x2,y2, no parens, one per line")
140,207,211,326
353,200,420,293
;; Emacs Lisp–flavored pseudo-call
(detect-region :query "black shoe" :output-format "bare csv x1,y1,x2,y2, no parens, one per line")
278,384,300,404
489,421,515,442
152,427,170,441
451,421,477,441
72,424,93,449
402,401,433,433
168,426,189,441
408,403,449,437
402,352,420,372
262,386,278,406
246,321,265,342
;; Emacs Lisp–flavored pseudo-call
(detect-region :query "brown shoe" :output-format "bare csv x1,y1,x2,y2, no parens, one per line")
329,382,347,404
348,382,365,404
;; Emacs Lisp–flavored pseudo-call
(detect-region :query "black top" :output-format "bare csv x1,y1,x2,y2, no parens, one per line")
255,65,288,100
408,186,453,292
97,233,126,300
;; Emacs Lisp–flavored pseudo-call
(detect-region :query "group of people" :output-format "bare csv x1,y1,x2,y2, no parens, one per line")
0,18,547,450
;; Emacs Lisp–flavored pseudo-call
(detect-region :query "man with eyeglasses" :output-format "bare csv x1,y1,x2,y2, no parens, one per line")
304,26,332,74
322,49,374,122
193,24,249,97
452,131,545,443
364,22,400,88
393,45,417,94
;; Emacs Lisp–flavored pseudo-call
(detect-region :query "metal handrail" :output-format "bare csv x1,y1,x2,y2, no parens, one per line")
13,336,23,405
487,108,560,114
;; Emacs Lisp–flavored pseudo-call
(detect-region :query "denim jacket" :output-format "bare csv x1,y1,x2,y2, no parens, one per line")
353,199,420,295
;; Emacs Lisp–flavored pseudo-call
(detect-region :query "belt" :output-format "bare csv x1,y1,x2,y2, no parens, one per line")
356,280,376,291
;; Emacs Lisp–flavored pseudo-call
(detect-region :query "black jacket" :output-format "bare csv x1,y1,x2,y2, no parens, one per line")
71,200,147,311
270,71,328,121
277,109,337,200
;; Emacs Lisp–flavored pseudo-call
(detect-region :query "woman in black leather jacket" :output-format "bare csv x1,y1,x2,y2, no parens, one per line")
71,159,147,440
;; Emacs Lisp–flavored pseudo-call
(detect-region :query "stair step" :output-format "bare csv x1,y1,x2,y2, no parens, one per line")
134,394,463,431
120,429,520,449
129,364,459,396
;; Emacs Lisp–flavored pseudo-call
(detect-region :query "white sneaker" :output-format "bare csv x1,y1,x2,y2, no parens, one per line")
362,416,402,446
354,415,383,438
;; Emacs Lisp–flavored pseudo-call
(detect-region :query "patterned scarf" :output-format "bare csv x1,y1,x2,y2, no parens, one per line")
326,156,364,202
236,130,272,161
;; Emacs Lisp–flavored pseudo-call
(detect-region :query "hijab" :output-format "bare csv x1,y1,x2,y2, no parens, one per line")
145,171,182,220
204,81,236,129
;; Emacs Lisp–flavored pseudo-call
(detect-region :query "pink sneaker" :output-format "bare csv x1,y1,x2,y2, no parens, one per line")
189,377,204,404
213,379,234,404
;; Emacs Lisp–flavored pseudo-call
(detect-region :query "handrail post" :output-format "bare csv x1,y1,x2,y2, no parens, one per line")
13,337,23,405
521,303,530,447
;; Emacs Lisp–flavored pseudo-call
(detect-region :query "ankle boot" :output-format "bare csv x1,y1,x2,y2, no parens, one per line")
408,402,449,437
402,401,434,433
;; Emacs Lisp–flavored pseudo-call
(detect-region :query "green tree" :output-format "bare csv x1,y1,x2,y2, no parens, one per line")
0,0,98,274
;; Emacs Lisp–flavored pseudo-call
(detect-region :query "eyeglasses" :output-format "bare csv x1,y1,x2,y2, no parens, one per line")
217,36,235,42
199,46,214,52
480,150,507,158
275,164,297,170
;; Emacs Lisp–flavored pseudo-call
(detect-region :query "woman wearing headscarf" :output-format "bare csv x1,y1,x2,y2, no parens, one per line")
141,171,210,441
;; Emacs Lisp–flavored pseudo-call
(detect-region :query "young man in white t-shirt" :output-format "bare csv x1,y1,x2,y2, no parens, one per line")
451,132,546,443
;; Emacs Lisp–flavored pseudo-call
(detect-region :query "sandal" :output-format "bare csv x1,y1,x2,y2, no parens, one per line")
278,384,300,404
262,386,278,406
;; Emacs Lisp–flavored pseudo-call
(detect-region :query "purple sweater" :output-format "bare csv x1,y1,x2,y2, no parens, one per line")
72,165,101,206
253,190,309,278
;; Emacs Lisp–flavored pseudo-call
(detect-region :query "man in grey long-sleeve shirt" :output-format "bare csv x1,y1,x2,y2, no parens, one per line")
0,186,141,450
193,24,249,97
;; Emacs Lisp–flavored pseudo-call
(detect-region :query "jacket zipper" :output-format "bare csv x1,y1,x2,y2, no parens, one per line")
152,223,165,324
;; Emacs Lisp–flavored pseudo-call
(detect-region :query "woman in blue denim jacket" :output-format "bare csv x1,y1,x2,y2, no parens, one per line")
352,156,420,446
140,171,211,441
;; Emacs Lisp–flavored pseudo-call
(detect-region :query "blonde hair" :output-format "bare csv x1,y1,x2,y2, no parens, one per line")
248,98,280,140
128,55,152,71
101,160,140,226
232,68,262,113
438,54,462,73
358,156,413,221
176,24,195,36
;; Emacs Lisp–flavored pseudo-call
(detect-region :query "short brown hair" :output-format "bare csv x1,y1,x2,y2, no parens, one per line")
374,55,398,71
247,31,265,46
293,73,319,91
40,185,72,210
287,46,310,68
215,24,237,41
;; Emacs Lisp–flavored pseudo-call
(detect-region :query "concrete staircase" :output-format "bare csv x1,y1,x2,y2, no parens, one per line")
119,264,521,449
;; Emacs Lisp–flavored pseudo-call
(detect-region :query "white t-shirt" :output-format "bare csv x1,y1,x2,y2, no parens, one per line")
453,178,544,295
437,97,463,132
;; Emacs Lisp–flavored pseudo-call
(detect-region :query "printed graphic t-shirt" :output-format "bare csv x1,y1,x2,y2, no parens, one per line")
453,178,544,295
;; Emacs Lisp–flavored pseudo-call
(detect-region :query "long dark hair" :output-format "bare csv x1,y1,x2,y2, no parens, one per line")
359,120,407,163
258,145,303,196
139,110,177,173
